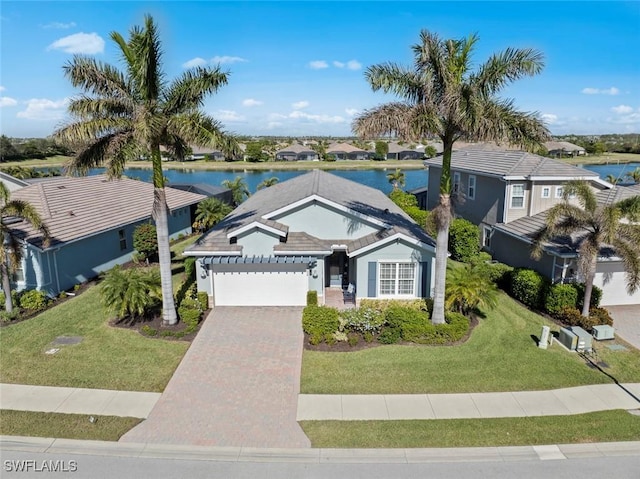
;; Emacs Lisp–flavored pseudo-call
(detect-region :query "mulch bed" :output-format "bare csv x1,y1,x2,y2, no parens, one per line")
303,314,480,352
109,309,209,342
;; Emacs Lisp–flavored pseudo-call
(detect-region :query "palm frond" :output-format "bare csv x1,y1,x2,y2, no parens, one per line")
62,56,128,98
166,112,239,158
475,47,545,95
66,95,133,119
364,63,424,103
352,103,414,139
564,180,597,213
163,66,229,114
611,235,640,294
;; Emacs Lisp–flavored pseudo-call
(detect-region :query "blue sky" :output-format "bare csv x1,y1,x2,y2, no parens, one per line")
1,1,639,138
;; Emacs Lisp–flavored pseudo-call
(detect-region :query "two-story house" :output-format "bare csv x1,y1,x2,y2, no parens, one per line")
424,147,639,306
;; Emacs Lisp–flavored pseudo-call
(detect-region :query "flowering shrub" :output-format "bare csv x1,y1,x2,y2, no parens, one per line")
339,307,385,333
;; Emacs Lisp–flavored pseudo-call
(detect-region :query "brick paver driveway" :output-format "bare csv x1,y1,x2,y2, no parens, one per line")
606,305,640,350
120,307,310,448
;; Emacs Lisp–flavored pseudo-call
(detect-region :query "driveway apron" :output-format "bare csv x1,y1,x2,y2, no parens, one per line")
606,305,640,350
120,306,310,448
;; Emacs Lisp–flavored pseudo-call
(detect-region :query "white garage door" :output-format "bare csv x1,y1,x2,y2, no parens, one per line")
594,270,640,306
213,271,308,306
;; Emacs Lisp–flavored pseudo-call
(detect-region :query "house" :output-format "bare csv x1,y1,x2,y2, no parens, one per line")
7,175,206,296
424,148,640,306
544,141,586,157
168,183,233,205
184,170,436,307
275,144,319,161
386,142,424,160
326,142,371,160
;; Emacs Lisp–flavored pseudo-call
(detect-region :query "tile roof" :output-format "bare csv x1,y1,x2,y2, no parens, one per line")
327,142,368,153
423,148,600,179
275,143,316,154
9,175,206,250
273,232,332,252
187,170,435,254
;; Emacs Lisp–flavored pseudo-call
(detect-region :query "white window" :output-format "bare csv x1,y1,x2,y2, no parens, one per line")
483,226,492,249
468,175,476,200
453,172,461,193
555,186,564,198
378,262,416,296
511,184,525,208
541,187,550,198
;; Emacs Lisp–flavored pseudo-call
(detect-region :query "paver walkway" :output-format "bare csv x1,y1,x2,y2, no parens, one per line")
606,306,640,350
119,307,311,448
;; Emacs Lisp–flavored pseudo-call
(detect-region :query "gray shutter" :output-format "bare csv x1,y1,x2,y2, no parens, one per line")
420,261,429,298
367,262,377,297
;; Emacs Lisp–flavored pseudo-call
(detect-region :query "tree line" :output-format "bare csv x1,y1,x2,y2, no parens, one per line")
0,135,72,162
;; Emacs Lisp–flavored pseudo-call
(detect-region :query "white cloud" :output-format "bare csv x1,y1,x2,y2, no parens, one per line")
268,113,288,120
267,121,283,130
289,110,346,124
43,21,76,29
182,57,208,68
242,98,263,107
581,87,620,95
333,61,345,68
611,104,634,114
17,98,69,120
214,109,245,122
0,97,18,107
292,100,309,110
346,60,362,70
541,113,559,124
345,108,359,117
0,86,5,92
211,55,247,64
309,60,328,69
47,32,104,54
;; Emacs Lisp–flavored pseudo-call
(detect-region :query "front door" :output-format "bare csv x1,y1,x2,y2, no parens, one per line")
326,252,347,287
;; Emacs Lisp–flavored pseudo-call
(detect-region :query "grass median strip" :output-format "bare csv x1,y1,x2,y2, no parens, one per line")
300,410,640,448
0,410,141,442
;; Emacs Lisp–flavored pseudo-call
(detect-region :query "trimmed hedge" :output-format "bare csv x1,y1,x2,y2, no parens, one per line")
448,218,480,263
545,283,578,315
379,307,469,345
510,269,549,309
302,306,340,343
306,290,318,306
574,283,603,309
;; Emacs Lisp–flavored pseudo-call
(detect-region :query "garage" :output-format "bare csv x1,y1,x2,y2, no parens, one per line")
594,261,640,306
204,255,313,307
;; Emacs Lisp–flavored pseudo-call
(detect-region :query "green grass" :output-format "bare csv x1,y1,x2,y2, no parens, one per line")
562,152,640,165
0,410,141,441
301,292,640,394
300,410,640,448
0,286,188,391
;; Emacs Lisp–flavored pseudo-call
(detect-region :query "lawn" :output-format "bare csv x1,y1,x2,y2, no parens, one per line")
0,410,141,442
301,292,640,394
300,410,640,448
562,152,640,166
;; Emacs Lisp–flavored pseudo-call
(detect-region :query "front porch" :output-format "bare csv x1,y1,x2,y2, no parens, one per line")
323,287,356,310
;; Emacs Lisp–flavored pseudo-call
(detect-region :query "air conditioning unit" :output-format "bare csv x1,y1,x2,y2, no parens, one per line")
570,326,593,352
592,325,615,341
558,328,578,350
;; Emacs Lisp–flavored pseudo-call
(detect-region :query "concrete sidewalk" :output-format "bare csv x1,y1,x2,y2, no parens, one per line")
2,382,639,421
0,384,160,419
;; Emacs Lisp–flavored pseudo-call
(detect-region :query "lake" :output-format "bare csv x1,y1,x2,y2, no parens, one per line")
82,161,640,194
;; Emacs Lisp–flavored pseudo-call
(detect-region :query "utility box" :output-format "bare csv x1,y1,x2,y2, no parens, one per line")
592,325,615,341
571,326,593,352
558,327,578,351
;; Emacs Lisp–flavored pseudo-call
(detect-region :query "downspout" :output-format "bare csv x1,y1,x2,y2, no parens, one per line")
503,180,509,223
527,181,534,217
52,248,61,294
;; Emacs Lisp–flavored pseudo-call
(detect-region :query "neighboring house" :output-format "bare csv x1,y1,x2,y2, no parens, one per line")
423,148,639,306
8,175,206,296
168,183,233,205
327,142,371,160
0,171,29,192
187,146,226,161
386,142,424,160
275,144,319,161
544,141,586,157
184,170,436,307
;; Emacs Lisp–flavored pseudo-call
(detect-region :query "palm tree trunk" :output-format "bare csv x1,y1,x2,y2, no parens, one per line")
150,145,178,325
1,261,13,313
581,254,598,317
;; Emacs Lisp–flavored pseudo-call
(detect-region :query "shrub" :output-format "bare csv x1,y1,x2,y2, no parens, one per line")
0,310,18,322
18,290,48,312
302,306,339,341
405,206,429,227
448,218,480,263
359,298,428,314
388,189,418,210
589,307,614,326
324,333,336,346
197,291,209,309
133,223,158,260
378,327,401,344
339,307,385,334
445,264,498,315
556,306,583,325
140,325,158,336
545,283,579,316
385,306,430,342
347,333,360,347
510,269,548,309
573,283,603,310
101,266,161,319
184,257,196,281
363,331,374,343
306,290,318,306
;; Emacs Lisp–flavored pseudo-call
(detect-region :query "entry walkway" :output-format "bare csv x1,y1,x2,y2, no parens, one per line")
2,383,638,421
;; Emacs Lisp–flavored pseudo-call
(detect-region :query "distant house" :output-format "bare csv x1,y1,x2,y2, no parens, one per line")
275,144,319,161
188,146,226,161
184,170,436,307
168,183,233,205
386,142,424,160
544,141,586,157
8,175,206,296
423,148,639,306
327,142,371,160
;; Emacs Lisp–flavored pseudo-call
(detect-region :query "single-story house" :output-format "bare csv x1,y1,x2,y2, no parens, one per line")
184,170,436,307
544,141,586,157
326,142,371,160
275,144,319,161
386,142,424,160
7,175,206,296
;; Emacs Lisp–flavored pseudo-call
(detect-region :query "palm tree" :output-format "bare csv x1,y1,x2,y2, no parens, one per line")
627,167,640,184
54,15,238,325
194,197,232,231
257,177,279,190
605,174,620,185
353,31,549,324
532,180,640,317
445,263,499,315
0,183,50,312
222,176,250,206
386,168,405,190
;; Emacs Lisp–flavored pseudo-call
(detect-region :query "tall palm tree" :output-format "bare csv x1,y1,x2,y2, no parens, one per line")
353,31,549,324
0,183,50,312
194,197,232,231
257,177,279,190
222,176,250,206
54,15,238,325
386,168,406,190
532,180,640,317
